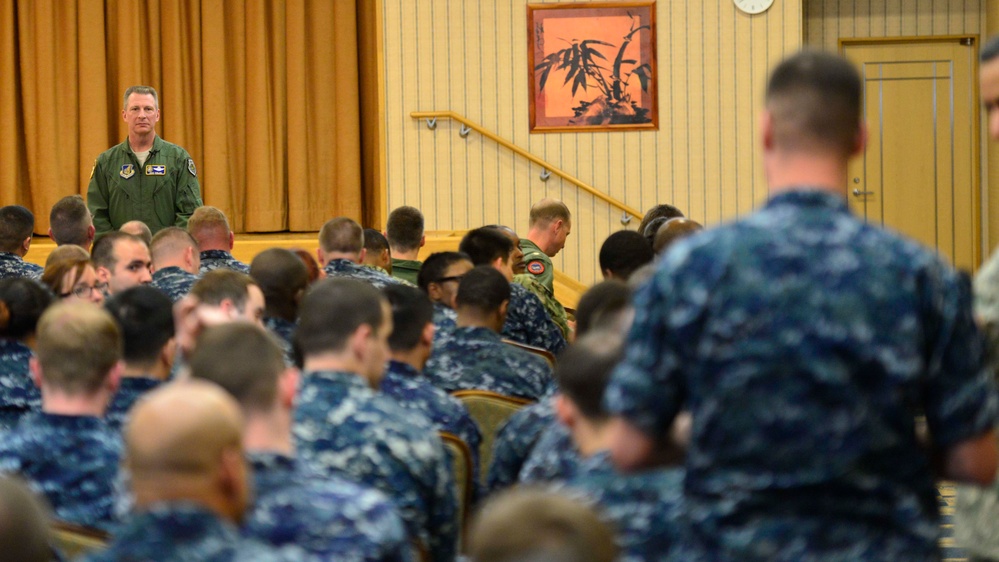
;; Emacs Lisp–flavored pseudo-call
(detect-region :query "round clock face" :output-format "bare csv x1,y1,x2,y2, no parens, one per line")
734,0,775,14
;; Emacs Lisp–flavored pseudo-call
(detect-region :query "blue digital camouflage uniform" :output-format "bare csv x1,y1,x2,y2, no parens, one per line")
503,283,567,355
263,316,296,366
0,338,39,431
84,502,305,562
293,370,458,562
487,398,555,494
431,303,457,351
381,360,483,490
150,266,199,303
105,376,162,432
424,326,554,400
0,412,122,530
518,421,582,485
955,247,999,560
244,451,413,562
604,190,999,561
199,249,250,274
0,252,43,280
553,451,686,562
324,258,405,290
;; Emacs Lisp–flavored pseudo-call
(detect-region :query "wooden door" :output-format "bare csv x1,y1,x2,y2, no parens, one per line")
843,38,979,271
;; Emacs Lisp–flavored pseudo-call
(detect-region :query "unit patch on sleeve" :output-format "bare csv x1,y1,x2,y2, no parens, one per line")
527,261,546,275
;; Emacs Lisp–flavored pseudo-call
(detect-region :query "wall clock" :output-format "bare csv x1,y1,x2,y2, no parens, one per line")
734,0,774,15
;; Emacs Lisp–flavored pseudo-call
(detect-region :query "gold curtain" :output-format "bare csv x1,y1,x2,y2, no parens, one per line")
0,0,362,233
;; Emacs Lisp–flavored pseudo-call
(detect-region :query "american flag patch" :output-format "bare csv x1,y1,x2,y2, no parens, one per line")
146,164,166,176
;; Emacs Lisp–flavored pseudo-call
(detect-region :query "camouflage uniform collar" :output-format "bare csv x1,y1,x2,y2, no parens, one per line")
0,337,29,353
304,370,368,389
247,450,296,472
767,189,849,211
579,449,614,474
386,359,420,379
200,249,235,260
27,411,106,429
131,501,238,536
0,252,23,262
119,376,162,390
454,325,503,342
152,265,193,278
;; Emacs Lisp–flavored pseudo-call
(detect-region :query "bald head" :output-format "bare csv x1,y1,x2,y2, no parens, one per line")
653,217,703,255
126,381,247,520
120,221,152,246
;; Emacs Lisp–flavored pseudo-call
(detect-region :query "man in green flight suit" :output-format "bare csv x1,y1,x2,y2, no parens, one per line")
87,86,203,238
520,198,571,294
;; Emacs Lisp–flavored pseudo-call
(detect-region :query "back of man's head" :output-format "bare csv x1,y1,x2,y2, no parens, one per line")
124,380,246,519
318,217,363,255
417,251,472,293
35,302,122,395
653,217,704,254
383,284,433,352
190,324,285,414
469,487,617,562
456,266,510,314
250,248,308,321
386,206,425,253
296,278,387,357
0,278,53,341
459,228,514,266
528,199,571,229
575,280,633,338
150,227,199,271
191,269,252,309
0,206,34,254
637,204,684,238
92,231,143,271
105,286,175,370
119,221,152,246
556,332,624,422
766,50,862,157
362,228,391,271
49,195,93,248
0,477,51,562
187,206,233,250
599,230,654,280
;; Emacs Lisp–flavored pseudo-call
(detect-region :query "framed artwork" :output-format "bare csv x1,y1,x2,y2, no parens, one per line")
528,1,658,133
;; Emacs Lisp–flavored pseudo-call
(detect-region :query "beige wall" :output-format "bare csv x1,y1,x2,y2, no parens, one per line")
804,0,998,255
379,0,803,286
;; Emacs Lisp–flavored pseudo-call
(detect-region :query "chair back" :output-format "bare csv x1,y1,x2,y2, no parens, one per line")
51,519,110,560
502,339,557,370
452,389,533,483
440,431,474,549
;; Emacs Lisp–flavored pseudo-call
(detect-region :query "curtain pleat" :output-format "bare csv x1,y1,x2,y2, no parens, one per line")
1,0,362,233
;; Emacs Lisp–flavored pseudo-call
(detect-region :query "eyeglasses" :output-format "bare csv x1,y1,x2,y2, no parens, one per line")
435,275,465,285
61,283,107,299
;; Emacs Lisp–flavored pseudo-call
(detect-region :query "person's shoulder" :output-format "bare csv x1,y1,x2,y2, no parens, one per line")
95,138,130,160
153,136,193,157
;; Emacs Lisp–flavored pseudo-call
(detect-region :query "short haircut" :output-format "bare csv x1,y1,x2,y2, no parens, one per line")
104,286,175,366
469,487,617,562
123,85,159,110
318,217,363,254
575,280,632,338
35,302,122,394
386,206,425,252
40,257,91,297
556,332,624,420
363,228,390,255
119,221,152,246
296,278,387,357
382,284,433,352
637,204,684,237
653,218,704,254
189,323,284,413
49,195,91,247
765,50,862,157
599,231,654,280
459,228,513,266
92,232,144,270
983,35,999,63
0,476,52,562
456,266,510,313
150,227,198,264
187,206,232,245
418,251,472,293
0,206,34,253
0,278,53,340
528,199,571,227
250,248,309,320
190,269,254,310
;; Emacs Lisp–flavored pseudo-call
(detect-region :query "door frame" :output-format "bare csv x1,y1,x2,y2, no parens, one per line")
839,35,983,269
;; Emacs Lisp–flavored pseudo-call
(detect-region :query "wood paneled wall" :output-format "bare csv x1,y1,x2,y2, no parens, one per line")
378,0,802,286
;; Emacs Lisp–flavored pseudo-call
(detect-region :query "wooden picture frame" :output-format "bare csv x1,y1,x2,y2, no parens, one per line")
528,1,658,133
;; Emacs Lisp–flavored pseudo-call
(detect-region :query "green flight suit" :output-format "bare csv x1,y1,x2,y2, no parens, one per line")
87,135,203,237
519,238,554,293
390,258,422,285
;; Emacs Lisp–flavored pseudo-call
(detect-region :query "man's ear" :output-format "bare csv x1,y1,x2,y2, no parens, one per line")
426,282,443,302
357,248,367,263
420,322,435,347
760,109,775,150
20,236,31,254
852,121,869,156
96,266,111,284
278,367,299,409
554,394,576,429
316,248,326,266
29,357,43,390
105,361,123,396
161,337,178,372
349,324,374,359
227,231,235,250
419,235,426,248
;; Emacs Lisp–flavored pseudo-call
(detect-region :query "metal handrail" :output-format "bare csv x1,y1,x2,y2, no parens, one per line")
410,110,642,219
